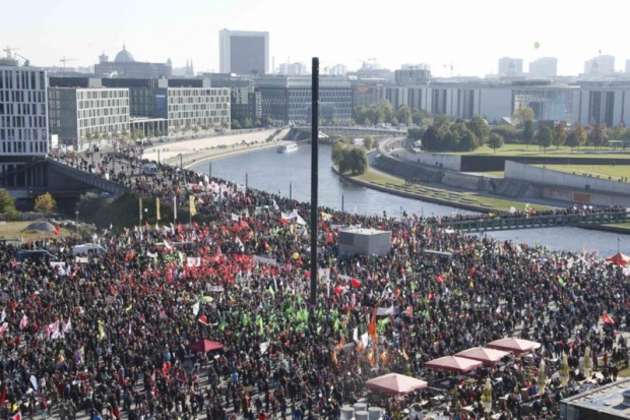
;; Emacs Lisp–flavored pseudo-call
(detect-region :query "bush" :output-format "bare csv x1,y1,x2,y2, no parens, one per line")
332,143,368,175
0,189,19,220
34,192,56,213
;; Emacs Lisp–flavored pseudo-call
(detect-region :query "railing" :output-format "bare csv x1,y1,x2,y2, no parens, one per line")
46,159,128,196
447,210,630,232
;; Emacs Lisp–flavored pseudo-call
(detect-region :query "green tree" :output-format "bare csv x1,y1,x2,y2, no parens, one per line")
522,120,535,147
348,147,368,174
588,123,607,147
381,102,394,124
536,126,553,151
231,119,242,130
488,132,504,152
396,106,412,126
363,136,375,150
34,192,56,213
0,189,18,219
412,110,426,126
331,141,347,166
512,106,535,126
467,116,490,145
243,118,253,129
552,122,567,149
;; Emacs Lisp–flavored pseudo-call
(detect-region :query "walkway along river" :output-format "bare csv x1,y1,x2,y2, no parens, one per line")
192,143,630,256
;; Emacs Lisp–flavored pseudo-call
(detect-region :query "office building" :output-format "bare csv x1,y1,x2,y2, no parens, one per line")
584,55,616,77
352,61,394,82
529,57,558,78
576,81,630,127
205,73,261,126
219,29,270,75
625,59,630,75
48,80,130,151
94,46,172,79
327,64,347,76
255,76,352,124
0,58,49,191
351,80,383,108
395,65,431,85
278,62,308,76
498,57,524,77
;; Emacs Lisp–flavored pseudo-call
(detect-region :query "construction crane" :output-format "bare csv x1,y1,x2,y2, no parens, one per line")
3,47,30,66
60,56,76,71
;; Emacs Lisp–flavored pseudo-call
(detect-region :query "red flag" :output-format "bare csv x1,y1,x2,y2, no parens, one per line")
198,314,209,326
435,274,445,283
11,412,21,420
350,278,362,289
53,225,61,236
601,312,615,325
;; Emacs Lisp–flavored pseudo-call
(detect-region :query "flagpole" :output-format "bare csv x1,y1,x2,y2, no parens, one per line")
309,57,319,316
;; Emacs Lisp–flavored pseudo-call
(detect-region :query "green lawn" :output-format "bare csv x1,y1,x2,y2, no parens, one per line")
448,144,630,159
353,169,551,213
534,164,630,181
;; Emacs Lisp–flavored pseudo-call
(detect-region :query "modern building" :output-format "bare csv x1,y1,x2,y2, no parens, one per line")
327,64,347,76
205,73,262,125
48,77,130,151
584,55,616,77
395,65,431,85
0,58,49,191
278,62,308,76
529,57,558,78
94,46,172,79
498,57,524,78
219,29,270,75
576,81,630,127
351,79,384,109
102,77,230,134
351,61,394,82
255,75,352,124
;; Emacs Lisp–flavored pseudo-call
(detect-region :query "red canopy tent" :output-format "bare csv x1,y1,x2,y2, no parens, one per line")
487,337,541,354
425,356,482,373
191,339,224,353
366,373,428,396
606,252,630,267
454,347,511,365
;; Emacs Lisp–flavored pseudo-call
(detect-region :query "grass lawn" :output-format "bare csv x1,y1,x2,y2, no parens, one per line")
0,221,71,242
353,169,551,213
534,164,630,181
448,144,630,159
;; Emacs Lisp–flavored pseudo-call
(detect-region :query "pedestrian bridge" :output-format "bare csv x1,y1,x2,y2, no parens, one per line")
446,210,630,232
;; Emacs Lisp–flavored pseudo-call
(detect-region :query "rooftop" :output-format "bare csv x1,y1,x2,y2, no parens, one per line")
562,379,630,419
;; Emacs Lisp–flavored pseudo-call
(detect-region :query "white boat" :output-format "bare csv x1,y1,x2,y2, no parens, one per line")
278,143,299,153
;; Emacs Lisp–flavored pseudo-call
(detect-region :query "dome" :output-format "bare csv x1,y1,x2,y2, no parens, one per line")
114,45,135,63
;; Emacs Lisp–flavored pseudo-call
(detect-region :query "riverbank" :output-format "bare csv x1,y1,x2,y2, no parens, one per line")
334,166,552,214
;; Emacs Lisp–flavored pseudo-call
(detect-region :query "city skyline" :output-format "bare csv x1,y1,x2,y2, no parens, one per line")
3,0,630,76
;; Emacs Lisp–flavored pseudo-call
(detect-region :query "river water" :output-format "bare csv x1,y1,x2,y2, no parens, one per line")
192,143,630,256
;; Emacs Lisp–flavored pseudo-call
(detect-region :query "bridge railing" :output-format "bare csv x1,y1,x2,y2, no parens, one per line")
447,210,630,232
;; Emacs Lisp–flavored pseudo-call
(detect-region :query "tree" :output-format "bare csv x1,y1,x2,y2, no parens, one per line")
243,118,253,129
512,106,535,126
363,136,375,150
458,127,478,151
412,110,426,126
0,189,18,219
566,124,587,150
34,192,56,213
381,102,394,124
488,132,504,152
588,123,607,147
231,119,242,130
467,116,490,145
536,126,553,151
396,106,412,126
522,120,535,147
552,122,567,149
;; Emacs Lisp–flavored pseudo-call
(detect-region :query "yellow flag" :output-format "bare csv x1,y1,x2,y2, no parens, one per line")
97,320,106,341
189,195,197,216
156,197,161,221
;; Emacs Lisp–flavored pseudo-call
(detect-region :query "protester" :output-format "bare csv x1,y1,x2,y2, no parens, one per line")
0,149,627,419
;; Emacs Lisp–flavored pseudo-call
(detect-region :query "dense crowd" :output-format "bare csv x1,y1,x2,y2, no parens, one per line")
0,150,628,419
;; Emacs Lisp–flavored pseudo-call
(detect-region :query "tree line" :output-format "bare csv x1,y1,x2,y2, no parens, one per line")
352,103,428,126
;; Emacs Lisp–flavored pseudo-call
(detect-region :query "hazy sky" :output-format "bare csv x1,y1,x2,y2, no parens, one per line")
2,0,629,76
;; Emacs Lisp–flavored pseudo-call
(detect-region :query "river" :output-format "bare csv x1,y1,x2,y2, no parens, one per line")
192,143,630,256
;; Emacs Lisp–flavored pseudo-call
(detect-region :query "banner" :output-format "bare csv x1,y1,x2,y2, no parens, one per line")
156,197,161,221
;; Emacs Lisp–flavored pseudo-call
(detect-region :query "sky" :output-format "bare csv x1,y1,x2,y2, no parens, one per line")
2,0,629,77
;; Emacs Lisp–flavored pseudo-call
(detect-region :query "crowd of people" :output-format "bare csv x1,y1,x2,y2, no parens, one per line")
0,149,628,419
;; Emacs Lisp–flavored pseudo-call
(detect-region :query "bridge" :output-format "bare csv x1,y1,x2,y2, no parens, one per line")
446,210,630,233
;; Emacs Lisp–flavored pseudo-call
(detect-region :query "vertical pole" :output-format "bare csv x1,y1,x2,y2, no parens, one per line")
341,193,345,212
157,149,160,164
289,181,293,200
208,161,212,178
245,172,249,190
310,57,319,311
